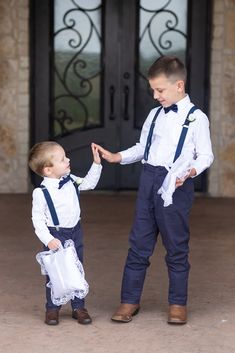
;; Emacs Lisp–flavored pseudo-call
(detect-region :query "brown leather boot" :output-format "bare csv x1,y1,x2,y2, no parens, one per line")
45,309,59,325
72,308,92,325
168,305,187,324
111,303,140,323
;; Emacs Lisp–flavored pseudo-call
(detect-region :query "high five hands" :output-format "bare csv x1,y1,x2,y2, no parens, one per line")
91,143,121,164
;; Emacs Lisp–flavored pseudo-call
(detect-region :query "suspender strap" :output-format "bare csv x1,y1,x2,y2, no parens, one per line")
71,178,80,199
173,105,198,163
40,177,80,228
40,186,59,227
144,106,163,161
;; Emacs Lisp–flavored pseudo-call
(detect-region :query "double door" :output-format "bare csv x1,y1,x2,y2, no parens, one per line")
31,0,211,190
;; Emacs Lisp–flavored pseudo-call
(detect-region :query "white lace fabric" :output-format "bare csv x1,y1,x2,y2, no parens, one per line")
36,239,89,305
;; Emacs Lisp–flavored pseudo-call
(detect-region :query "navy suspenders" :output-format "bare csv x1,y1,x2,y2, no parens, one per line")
40,186,60,228
40,176,80,229
144,105,198,163
144,106,163,161
173,105,198,162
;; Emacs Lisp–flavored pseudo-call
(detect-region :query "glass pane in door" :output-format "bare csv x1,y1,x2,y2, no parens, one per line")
53,0,103,137
135,0,188,128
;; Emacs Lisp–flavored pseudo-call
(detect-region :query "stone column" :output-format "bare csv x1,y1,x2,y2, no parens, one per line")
0,0,29,193
209,0,235,196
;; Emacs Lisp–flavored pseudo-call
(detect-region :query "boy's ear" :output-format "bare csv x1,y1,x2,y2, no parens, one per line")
177,80,185,93
43,166,52,177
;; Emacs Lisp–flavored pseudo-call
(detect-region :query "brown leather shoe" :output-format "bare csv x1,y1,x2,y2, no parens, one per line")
45,309,59,325
168,305,187,324
111,303,140,323
72,308,92,325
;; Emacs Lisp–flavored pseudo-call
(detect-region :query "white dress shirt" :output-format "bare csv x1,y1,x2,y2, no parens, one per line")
120,95,214,176
32,162,102,246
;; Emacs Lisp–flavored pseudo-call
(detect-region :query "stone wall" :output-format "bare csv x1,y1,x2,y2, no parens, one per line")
209,0,235,196
0,0,29,192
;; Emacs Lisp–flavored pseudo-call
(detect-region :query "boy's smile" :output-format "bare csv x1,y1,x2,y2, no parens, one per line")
149,74,186,107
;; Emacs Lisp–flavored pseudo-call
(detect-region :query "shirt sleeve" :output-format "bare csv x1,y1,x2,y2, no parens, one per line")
31,188,55,246
119,108,156,164
77,162,102,191
190,112,214,176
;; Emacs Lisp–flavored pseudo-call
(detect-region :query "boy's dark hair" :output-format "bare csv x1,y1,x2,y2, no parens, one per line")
148,56,187,83
28,141,60,176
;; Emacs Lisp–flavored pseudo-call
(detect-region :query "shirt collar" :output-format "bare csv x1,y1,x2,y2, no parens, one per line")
41,174,69,188
175,94,191,113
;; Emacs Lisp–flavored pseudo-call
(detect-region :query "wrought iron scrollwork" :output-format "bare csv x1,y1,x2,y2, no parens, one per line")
135,0,188,129
53,0,102,137
138,0,187,79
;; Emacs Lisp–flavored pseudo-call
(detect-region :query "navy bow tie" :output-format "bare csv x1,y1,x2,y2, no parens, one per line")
58,175,71,189
164,104,178,114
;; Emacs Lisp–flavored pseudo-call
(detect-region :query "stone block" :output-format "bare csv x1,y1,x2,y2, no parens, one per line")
18,44,28,56
225,10,235,49
0,36,16,58
213,26,224,38
18,8,28,19
225,0,235,8
0,123,16,157
214,0,224,13
0,59,18,89
223,79,235,117
211,62,222,75
0,88,17,121
18,68,29,81
213,13,224,25
212,38,223,50
19,93,29,106
0,2,12,19
0,14,12,35
20,56,29,68
19,81,29,93
211,50,222,62
19,19,28,32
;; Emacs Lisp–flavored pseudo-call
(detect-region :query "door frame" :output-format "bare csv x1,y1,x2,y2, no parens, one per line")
30,0,213,191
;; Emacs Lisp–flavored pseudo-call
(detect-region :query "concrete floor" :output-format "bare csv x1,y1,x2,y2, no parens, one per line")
0,193,235,353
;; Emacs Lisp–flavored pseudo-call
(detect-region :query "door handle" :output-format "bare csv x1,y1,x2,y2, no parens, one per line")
123,85,129,120
109,85,115,120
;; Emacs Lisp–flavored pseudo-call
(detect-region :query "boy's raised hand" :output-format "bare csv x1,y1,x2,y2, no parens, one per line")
91,143,101,164
92,143,121,163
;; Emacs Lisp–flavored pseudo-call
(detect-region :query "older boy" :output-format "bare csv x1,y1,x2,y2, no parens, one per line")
94,56,213,324
29,141,102,325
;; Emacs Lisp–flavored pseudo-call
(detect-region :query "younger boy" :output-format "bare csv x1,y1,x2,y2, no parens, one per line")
94,56,214,324
29,141,102,325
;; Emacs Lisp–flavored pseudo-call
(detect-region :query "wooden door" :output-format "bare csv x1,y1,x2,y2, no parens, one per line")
30,0,212,190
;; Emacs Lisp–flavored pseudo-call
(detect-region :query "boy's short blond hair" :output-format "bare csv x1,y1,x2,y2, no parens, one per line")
28,141,60,176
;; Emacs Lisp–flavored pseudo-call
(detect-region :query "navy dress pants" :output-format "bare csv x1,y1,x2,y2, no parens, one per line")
44,221,84,310
121,164,194,306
